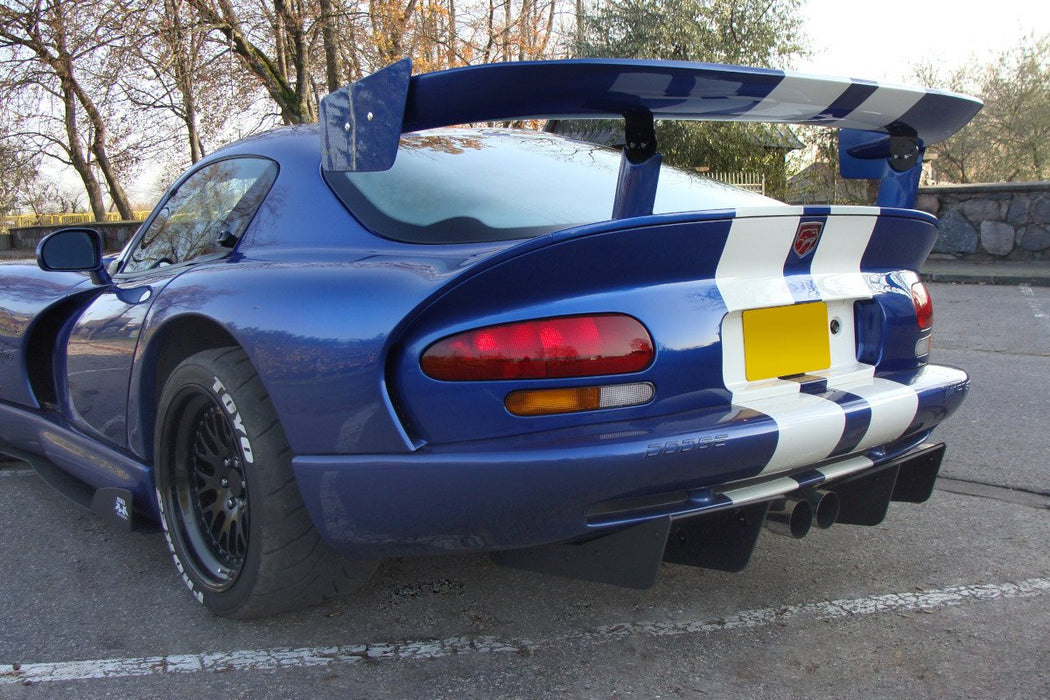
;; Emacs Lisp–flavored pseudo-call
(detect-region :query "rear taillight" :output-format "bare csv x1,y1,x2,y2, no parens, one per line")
911,281,933,331
421,314,654,381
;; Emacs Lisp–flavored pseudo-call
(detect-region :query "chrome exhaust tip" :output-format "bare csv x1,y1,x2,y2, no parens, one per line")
765,498,813,539
806,489,840,530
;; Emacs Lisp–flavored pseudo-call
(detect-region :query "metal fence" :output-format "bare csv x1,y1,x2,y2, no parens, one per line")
702,171,766,195
0,211,151,229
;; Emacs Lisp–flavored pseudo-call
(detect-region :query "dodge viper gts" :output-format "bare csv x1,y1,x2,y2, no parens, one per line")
0,58,981,617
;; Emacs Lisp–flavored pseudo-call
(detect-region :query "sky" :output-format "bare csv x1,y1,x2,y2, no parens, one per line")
794,0,1047,84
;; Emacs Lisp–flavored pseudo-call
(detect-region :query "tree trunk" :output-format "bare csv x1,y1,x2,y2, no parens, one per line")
319,0,341,92
447,0,457,66
64,70,132,218
575,0,584,52
166,0,205,162
187,0,309,124
60,81,106,221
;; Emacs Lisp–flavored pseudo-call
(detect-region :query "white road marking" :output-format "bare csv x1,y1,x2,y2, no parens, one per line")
0,469,35,478
3,577,1048,686
1020,284,1050,322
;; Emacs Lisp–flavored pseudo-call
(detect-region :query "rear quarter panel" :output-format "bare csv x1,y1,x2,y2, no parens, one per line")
129,247,509,459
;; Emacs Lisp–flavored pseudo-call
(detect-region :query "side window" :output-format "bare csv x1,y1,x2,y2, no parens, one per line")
122,157,277,274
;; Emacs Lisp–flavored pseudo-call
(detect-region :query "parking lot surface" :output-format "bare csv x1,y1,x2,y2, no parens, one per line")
1,281,1048,698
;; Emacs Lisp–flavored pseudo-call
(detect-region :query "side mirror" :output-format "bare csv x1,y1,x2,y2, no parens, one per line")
36,227,112,285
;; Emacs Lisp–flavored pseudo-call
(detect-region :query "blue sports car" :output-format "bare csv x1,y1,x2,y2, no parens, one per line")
0,59,980,617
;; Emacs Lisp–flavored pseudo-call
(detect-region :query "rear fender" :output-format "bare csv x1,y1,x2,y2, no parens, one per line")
127,251,502,458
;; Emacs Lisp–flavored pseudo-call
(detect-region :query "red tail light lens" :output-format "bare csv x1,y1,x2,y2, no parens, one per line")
421,314,654,381
911,281,933,331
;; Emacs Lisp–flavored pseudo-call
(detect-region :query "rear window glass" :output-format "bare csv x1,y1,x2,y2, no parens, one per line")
326,129,782,244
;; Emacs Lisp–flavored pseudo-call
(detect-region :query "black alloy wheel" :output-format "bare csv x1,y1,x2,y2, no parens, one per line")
167,389,250,590
154,347,378,617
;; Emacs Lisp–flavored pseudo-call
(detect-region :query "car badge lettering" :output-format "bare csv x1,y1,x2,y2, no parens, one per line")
793,221,823,258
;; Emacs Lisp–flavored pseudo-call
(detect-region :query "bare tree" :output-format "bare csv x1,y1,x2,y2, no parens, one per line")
0,135,42,216
916,35,1049,184
0,0,134,220
187,0,317,124
120,0,258,166
0,0,582,221
158,0,207,163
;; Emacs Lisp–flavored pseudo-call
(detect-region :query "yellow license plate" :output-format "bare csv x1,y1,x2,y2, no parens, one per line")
742,302,831,381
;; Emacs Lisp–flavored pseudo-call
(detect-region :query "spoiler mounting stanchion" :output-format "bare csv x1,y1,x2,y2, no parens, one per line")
612,110,662,220
839,129,927,208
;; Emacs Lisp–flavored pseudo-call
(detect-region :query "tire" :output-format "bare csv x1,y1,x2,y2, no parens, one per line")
154,347,377,617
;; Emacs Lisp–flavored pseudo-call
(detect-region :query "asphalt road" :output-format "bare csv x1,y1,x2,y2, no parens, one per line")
1,281,1048,698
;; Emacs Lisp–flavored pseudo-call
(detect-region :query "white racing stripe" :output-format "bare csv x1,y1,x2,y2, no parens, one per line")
841,377,920,451
810,214,877,302
738,391,846,475
747,74,852,120
716,206,921,474
3,578,1047,685
836,84,927,133
715,214,799,312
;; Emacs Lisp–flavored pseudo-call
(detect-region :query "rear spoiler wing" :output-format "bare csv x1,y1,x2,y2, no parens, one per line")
320,58,981,210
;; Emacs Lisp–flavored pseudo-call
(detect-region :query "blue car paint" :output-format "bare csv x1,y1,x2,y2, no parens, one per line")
0,264,94,408
388,209,937,446
292,364,967,557
0,59,979,563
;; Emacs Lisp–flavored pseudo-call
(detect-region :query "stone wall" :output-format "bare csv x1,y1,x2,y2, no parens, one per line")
5,220,142,253
915,182,1050,260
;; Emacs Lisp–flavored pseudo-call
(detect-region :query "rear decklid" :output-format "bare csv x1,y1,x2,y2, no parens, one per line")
388,205,938,446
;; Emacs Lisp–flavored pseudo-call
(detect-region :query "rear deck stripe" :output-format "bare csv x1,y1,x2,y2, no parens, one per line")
715,214,799,311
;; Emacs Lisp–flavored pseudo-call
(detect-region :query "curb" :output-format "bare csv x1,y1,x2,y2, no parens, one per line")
922,270,1050,288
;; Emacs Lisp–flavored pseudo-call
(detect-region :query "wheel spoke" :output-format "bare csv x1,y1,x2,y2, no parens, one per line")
171,392,251,588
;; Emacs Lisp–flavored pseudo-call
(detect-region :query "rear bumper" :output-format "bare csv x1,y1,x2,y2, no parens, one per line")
293,364,968,558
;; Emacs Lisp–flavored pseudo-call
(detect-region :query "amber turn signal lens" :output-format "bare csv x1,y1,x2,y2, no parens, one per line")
505,382,655,416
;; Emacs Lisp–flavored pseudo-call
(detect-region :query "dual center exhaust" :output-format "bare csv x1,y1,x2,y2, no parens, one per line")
765,489,840,539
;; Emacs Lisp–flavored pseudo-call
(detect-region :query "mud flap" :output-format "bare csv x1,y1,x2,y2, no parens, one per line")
91,488,136,532
492,517,672,589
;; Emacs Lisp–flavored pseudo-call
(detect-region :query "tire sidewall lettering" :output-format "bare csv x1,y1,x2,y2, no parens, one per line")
155,487,205,604
212,376,255,464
